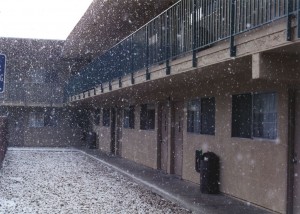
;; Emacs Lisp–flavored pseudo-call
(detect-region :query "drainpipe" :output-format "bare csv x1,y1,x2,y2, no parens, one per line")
287,88,296,214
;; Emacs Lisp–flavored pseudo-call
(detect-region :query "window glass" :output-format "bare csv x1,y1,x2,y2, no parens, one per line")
201,97,215,135
124,106,135,129
29,112,44,128
140,104,155,130
44,108,58,127
28,69,46,83
102,108,110,127
232,93,252,138
232,92,277,139
187,100,200,133
253,93,277,139
94,109,100,126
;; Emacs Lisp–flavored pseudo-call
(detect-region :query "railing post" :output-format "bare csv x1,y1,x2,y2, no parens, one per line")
118,77,122,88
130,35,134,74
131,72,135,84
192,0,198,67
287,0,294,41
109,81,112,91
230,0,237,57
166,10,171,75
146,26,151,80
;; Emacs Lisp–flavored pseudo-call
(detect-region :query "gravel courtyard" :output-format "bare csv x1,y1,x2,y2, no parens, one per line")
0,149,191,214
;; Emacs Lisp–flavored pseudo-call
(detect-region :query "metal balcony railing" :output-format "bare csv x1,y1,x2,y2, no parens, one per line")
65,0,298,98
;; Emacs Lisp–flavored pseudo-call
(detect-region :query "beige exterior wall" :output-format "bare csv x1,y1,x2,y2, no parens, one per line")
70,16,300,214
121,105,158,169
181,81,288,213
93,108,111,153
93,104,159,169
97,126,111,153
91,74,289,213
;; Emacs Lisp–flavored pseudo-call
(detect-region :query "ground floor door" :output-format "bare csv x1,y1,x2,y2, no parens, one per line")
172,101,184,177
159,103,169,173
115,108,122,156
10,109,25,147
293,91,300,213
110,108,116,154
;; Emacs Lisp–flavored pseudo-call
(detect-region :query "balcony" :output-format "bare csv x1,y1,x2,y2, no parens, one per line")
65,0,299,100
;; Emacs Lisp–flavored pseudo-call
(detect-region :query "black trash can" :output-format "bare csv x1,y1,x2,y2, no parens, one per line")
200,152,220,194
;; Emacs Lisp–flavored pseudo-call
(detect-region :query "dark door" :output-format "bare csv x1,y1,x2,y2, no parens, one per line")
160,103,169,173
115,108,122,156
293,91,300,213
172,101,184,177
110,108,116,154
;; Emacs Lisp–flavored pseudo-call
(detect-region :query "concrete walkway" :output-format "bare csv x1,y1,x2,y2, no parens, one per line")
76,147,274,214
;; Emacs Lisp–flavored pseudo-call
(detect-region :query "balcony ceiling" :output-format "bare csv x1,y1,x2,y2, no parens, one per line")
62,0,178,61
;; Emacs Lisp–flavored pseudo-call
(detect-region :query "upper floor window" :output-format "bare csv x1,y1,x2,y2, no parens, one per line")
124,106,135,129
140,104,155,130
232,92,277,139
27,69,46,83
102,108,110,127
187,97,215,135
45,72,58,84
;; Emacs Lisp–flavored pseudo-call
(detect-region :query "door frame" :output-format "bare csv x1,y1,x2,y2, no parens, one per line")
110,108,116,154
115,108,123,156
287,89,296,214
170,101,184,177
157,102,171,173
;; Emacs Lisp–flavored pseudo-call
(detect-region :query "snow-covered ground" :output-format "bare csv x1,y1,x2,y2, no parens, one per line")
0,149,191,214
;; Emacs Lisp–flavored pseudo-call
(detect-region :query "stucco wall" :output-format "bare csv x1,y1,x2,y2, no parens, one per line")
181,80,288,213
121,105,158,169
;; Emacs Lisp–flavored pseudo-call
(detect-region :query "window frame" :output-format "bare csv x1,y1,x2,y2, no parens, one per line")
123,106,135,129
187,97,216,136
44,108,58,127
29,111,45,128
140,104,156,130
231,92,278,140
102,108,110,127
94,108,101,126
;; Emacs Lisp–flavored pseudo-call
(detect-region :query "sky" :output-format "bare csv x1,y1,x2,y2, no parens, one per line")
0,0,93,40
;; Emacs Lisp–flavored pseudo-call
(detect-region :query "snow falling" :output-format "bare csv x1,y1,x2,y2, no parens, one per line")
0,149,191,214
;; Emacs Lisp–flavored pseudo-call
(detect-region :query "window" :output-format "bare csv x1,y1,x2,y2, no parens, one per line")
44,108,58,127
187,100,200,133
123,106,135,129
232,92,277,139
29,112,44,127
201,97,215,135
140,104,155,130
253,93,277,139
232,94,252,138
94,109,100,126
45,72,58,84
27,69,46,83
102,108,110,127
187,97,215,135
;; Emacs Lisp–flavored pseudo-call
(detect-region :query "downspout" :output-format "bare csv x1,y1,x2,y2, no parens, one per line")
287,89,296,214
